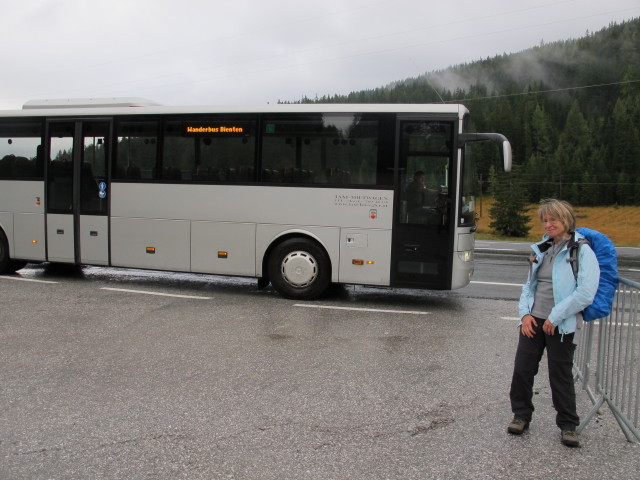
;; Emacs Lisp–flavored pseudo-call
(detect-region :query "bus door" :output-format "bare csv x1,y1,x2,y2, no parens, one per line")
46,120,110,265
391,119,454,289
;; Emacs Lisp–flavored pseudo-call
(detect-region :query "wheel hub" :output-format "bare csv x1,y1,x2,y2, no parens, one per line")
281,251,317,288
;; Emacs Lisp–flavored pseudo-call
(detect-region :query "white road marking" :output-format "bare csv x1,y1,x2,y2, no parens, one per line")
0,275,58,284
471,281,523,287
101,287,210,300
294,304,430,315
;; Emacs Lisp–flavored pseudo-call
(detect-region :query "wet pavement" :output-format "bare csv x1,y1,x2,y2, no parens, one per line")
1,266,638,479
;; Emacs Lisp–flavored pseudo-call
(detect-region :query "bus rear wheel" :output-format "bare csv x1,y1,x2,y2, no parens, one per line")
0,230,26,274
268,238,331,300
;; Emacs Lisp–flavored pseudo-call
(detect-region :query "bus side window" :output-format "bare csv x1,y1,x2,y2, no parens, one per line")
164,119,258,184
0,122,43,179
163,121,193,181
115,120,159,180
261,114,379,185
198,134,256,183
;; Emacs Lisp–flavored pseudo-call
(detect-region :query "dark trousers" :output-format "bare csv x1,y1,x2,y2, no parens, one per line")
509,316,579,430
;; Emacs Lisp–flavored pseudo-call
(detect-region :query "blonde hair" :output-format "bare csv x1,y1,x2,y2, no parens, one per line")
538,198,576,232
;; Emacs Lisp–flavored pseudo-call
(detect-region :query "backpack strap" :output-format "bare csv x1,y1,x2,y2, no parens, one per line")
566,232,589,280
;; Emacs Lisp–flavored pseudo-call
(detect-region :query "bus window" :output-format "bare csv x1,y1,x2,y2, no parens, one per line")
459,142,478,226
399,122,452,225
81,122,109,215
114,121,158,180
0,122,43,179
261,114,379,185
47,122,75,212
169,119,257,183
163,121,194,181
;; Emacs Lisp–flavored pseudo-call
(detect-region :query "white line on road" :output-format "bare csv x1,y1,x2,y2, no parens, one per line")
101,287,210,300
471,281,523,287
294,304,430,315
0,275,58,284
475,248,518,251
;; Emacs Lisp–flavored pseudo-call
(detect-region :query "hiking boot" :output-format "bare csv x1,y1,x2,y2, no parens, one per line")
507,417,529,435
561,429,580,447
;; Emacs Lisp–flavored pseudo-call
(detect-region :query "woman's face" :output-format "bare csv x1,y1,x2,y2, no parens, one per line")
542,214,568,243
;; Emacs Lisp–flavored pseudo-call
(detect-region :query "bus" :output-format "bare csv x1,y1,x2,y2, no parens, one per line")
0,99,511,299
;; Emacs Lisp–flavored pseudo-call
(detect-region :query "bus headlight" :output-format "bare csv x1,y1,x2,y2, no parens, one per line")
458,250,473,262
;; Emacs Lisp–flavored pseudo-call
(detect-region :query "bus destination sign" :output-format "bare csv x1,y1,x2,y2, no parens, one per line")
185,125,246,135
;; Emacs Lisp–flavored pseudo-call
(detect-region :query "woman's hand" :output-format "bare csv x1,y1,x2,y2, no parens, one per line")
521,314,537,338
543,319,557,336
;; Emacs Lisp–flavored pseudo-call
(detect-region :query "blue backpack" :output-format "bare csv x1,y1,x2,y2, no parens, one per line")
567,227,618,321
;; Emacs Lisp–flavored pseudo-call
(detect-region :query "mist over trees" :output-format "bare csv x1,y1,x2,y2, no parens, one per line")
292,18,640,206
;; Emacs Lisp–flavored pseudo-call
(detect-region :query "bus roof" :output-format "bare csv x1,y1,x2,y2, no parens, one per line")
22,98,163,109
0,99,467,118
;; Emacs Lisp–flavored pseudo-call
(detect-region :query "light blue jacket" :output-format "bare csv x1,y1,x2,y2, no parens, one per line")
518,231,600,336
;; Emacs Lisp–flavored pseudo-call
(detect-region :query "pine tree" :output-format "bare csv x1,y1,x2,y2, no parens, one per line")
579,171,599,206
611,97,640,177
489,165,531,237
553,101,592,200
616,171,634,204
523,103,554,201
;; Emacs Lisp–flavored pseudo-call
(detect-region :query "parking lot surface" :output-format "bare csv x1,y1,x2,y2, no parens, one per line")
1,265,638,479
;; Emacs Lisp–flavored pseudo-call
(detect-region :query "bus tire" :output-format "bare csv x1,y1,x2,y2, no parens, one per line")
0,230,26,274
268,238,331,300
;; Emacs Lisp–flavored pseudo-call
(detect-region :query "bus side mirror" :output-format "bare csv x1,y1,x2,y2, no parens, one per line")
502,140,512,172
459,133,512,172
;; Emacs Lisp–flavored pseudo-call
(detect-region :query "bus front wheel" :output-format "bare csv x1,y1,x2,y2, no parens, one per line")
268,238,331,300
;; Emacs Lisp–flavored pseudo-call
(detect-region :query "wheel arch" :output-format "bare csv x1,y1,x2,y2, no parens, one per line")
259,229,336,285
0,214,13,257
0,219,27,274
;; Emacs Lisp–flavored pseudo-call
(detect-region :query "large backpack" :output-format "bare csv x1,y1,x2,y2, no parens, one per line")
567,227,618,321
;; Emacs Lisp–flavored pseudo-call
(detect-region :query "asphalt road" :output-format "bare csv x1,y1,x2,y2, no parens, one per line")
1,254,639,479
476,239,640,265
475,239,640,286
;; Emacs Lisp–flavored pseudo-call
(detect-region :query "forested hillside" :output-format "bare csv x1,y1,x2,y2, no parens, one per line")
293,18,640,206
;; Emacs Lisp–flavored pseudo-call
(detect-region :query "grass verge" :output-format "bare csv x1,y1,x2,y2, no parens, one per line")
475,198,640,247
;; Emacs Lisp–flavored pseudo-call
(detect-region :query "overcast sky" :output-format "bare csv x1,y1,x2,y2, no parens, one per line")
1,0,639,110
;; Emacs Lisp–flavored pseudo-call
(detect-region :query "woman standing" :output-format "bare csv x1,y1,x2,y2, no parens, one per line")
507,199,600,447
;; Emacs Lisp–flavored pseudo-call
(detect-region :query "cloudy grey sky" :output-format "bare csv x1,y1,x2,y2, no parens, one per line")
1,0,639,109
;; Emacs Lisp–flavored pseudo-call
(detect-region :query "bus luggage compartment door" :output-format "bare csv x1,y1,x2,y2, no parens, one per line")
80,216,109,265
46,214,75,263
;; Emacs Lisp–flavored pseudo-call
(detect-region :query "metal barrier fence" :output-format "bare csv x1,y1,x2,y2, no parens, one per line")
574,277,640,442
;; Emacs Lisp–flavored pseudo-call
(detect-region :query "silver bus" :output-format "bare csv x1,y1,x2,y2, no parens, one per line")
0,99,511,299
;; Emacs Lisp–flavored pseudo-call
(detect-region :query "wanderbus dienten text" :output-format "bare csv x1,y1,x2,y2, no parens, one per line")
0,100,511,299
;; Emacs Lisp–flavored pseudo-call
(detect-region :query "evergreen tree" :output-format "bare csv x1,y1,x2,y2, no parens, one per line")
552,101,592,201
616,171,634,204
611,97,640,178
489,165,531,237
523,103,554,201
579,170,599,205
